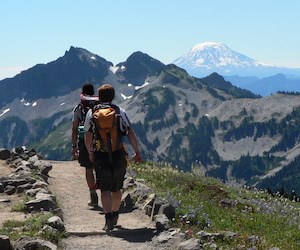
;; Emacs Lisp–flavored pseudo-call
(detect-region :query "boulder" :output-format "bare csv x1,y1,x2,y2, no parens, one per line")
0,149,11,160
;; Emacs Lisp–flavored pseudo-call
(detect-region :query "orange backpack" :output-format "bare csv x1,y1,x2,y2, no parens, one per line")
92,104,126,162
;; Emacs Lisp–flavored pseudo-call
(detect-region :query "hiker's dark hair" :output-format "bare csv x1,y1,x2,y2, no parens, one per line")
98,84,115,102
82,83,94,95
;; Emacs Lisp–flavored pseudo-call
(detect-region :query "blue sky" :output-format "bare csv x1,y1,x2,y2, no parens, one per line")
1,0,299,80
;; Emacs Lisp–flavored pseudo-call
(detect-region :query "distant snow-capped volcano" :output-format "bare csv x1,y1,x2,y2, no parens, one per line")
173,42,300,77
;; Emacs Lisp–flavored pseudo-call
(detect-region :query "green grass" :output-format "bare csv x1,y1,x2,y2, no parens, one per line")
2,194,64,244
0,213,65,243
11,195,31,212
130,162,300,249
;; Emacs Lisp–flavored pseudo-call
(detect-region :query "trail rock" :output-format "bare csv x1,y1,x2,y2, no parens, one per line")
25,197,56,212
33,160,52,176
4,185,16,195
14,237,57,250
158,203,176,220
178,238,202,250
155,214,170,231
0,149,11,160
47,216,65,231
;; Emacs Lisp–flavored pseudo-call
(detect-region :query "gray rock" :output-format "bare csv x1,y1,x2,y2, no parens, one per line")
25,188,43,197
26,197,56,212
32,180,48,189
8,157,23,167
28,154,40,164
120,192,134,209
39,225,59,235
151,198,164,220
196,230,223,241
3,178,28,187
15,165,32,173
123,176,135,189
144,204,152,217
14,236,57,250
178,238,202,250
35,193,54,200
0,198,11,203
223,231,239,240
219,199,238,207
33,160,52,176
155,214,170,231
153,228,184,247
13,146,25,154
142,193,156,210
16,183,34,193
158,203,176,220
129,186,150,204
248,235,259,244
47,216,65,231
4,185,16,195
203,242,218,250
0,149,11,160
0,183,4,193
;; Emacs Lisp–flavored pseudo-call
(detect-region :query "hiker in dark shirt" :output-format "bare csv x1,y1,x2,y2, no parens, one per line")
84,83,142,231
71,83,99,207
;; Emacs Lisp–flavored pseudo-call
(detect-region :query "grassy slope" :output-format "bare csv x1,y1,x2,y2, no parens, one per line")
129,162,300,249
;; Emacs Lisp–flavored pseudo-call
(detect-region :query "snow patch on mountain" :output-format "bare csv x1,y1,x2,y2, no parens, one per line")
0,108,10,117
109,66,120,74
135,81,149,90
121,93,133,100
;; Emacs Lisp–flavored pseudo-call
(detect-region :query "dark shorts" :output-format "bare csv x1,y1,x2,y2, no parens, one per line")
78,139,94,169
94,149,127,192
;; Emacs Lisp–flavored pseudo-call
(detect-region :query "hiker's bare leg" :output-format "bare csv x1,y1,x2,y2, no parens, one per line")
112,190,122,211
86,168,98,206
101,191,112,213
86,168,95,189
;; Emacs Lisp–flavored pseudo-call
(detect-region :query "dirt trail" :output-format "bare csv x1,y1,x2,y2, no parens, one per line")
48,160,157,250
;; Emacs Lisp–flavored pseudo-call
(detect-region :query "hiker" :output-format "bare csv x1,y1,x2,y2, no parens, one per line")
84,83,142,231
71,83,99,207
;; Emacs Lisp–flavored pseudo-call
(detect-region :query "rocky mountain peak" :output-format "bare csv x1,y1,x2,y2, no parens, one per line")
63,46,113,67
117,51,165,85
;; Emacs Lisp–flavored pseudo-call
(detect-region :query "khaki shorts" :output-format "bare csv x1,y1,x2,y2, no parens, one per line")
94,149,127,192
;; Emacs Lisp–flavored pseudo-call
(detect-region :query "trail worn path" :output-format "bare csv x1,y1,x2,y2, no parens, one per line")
48,160,157,250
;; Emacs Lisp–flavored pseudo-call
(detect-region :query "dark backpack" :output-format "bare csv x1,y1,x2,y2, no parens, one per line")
77,94,99,139
92,103,128,163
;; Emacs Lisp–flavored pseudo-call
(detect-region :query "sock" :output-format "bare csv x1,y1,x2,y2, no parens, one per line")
105,212,113,219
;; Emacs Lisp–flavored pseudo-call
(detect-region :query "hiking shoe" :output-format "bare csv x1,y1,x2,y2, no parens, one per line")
112,214,119,226
102,217,114,231
88,191,98,207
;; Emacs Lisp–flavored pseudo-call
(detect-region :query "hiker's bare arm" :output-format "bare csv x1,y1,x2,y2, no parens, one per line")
127,127,142,163
71,120,79,160
85,131,94,162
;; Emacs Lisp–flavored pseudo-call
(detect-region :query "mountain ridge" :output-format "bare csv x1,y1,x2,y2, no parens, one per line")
1,46,300,195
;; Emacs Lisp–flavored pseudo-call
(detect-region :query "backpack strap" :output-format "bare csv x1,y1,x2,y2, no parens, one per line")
110,104,123,152
92,104,105,150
